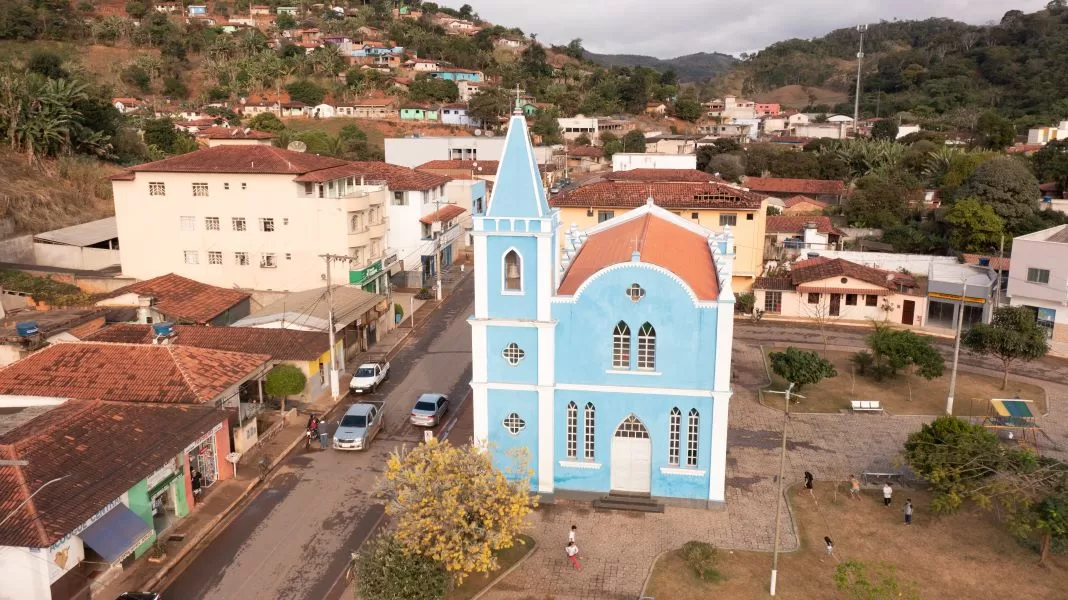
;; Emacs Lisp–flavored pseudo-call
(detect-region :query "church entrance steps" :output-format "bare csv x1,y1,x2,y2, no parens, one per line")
592,491,665,513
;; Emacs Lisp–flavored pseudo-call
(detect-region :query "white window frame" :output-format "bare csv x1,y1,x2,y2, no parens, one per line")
232,217,247,231
1027,267,1051,285
179,216,195,231
234,251,249,266
207,251,223,265
719,213,737,227
501,342,525,366
668,407,681,466
183,250,199,264
149,181,166,196
192,182,209,197
583,402,595,460
637,323,656,370
502,248,523,294
260,217,275,232
764,291,782,314
392,191,407,206
260,252,277,268
612,321,631,369
626,283,645,303
566,401,578,458
503,413,526,436
686,408,700,467
205,216,220,231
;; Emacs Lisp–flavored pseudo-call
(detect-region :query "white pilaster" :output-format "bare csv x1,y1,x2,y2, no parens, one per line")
470,320,487,384
472,383,489,446
537,386,554,493
714,304,734,391
536,234,551,321
708,390,730,502
473,233,488,319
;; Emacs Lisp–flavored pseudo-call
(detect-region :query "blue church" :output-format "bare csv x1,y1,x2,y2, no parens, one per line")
470,110,736,505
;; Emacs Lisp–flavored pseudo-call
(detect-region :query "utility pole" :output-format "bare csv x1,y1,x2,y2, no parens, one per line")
766,383,804,596
994,233,1005,308
320,252,381,399
434,197,443,301
946,280,970,415
853,24,867,134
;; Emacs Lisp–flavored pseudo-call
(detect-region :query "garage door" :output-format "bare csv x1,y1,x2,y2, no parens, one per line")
610,415,651,493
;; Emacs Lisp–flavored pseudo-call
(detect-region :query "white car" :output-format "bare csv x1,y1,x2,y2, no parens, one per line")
349,362,390,394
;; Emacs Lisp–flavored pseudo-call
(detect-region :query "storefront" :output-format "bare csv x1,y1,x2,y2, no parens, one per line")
186,422,222,489
350,259,390,296
927,294,985,330
145,459,184,534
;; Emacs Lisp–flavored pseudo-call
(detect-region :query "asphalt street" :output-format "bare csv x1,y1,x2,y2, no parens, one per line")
160,276,475,600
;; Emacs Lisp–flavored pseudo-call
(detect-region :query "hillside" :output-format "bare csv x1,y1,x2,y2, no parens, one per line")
722,8,1068,125
0,151,116,235
584,51,737,82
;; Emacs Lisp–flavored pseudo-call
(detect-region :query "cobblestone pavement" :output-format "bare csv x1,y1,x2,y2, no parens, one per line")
485,335,1068,600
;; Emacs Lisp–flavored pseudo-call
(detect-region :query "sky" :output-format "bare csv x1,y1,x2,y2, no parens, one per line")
469,0,1050,58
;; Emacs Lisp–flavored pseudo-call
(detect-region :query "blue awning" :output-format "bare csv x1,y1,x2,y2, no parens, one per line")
79,504,154,564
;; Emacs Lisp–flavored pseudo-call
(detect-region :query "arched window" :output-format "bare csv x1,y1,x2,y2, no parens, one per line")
566,401,578,458
637,323,656,370
503,250,522,291
686,408,700,467
612,321,631,369
583,402,596,460
668,407,681,466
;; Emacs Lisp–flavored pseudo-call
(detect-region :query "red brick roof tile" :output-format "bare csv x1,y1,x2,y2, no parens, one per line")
604,169,722,183
0,342,269,404
789,258,900,289
567,146,604,158
962,253,1011,271
124,145,348,175
550,181,764,210
744,177,845,196
195,126,274,140
765,216,843,235
558,209,720,300
293,161,450,191
782,195,828,208
0,400,225,547
419,204,467,224
84,324,329,361
107,273,250,324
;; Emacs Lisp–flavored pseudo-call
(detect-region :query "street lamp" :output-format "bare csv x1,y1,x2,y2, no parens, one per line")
765,383,805,596
945,279,971,415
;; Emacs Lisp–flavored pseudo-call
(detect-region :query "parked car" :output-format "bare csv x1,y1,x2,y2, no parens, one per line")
333,403,383,451
549,182,563,194
116,594,161,600
349,361,390,393
410,393,449,427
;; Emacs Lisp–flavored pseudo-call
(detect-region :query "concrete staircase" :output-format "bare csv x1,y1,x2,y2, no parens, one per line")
592,491,665,513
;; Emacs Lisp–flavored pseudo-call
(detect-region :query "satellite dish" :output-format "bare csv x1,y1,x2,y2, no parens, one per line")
473,129,482,136
287,141,307,152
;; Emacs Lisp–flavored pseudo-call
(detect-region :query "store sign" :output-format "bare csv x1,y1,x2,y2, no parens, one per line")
929,292,985,304
49,497,123,551
146,458,178,489
184,421,224,454
349,260,383,285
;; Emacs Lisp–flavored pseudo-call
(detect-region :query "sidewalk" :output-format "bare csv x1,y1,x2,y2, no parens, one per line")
95,263,473,597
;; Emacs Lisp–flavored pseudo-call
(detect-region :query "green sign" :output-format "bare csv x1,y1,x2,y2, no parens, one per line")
349,260,383,285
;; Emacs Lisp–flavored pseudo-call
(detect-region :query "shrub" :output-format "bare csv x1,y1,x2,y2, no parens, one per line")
735,292,755,314
679,540,721,582
850,351,874,376
415,287,434,300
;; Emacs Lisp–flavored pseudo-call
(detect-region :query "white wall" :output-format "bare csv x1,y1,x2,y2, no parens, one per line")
32,244,120,271
612,153,697,171
113,173,351,292
0,546,52,600
385,137,507,167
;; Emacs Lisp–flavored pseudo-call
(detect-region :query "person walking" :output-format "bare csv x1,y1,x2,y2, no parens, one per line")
849,475,861,501
568,525,577,544
565,541,581,570
821,536,834,563
883,482,893,507
191,469,203,499
904,499,913,525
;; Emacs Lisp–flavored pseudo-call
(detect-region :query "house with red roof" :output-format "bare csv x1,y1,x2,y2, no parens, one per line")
743,176,847,204
780,195,829,215
95,273,251,325
764,215,845,254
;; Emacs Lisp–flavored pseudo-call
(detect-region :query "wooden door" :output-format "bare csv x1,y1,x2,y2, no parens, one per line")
902,300,915,325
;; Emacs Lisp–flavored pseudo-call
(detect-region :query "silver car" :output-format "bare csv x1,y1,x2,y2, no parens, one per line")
409,393,449,427
333,403,383,451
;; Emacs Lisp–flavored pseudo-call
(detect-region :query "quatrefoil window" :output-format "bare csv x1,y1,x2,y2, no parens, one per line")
502,342,526,366
503,413,526,435
627,283,646,302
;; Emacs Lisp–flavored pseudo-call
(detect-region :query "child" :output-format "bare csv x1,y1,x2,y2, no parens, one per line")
568,525,577,544
565,541,581,570
849,475,861,500
883,482,893,507
904,499,913,525
822,536,834,562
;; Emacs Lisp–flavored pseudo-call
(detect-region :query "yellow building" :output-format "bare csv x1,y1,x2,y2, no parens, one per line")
549,170,768,291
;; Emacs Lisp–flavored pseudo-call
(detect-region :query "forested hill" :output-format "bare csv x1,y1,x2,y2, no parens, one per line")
584,51,737,83
728,6,1068,127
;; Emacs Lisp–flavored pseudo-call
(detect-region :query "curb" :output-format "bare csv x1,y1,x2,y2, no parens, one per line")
638,549,670,599
469,536,538,600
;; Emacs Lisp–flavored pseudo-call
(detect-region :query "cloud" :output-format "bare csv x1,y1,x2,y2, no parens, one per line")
471,0,1049,58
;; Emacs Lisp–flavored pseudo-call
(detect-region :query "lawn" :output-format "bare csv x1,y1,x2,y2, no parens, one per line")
645,484,1068,600
445,534,535,600
763,348,1047,416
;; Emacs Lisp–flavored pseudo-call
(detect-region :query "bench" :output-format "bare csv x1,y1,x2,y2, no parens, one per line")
850,400,883,412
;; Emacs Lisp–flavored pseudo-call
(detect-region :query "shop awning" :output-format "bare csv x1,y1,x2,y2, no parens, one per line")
79,504,153,564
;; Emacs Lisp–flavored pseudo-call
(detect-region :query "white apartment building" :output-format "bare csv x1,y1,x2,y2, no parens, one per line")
384,135,553,168
1008,225,1068,343
1027,121,1068,145
110,146,448,294
556,115,599,140
611,153,697,171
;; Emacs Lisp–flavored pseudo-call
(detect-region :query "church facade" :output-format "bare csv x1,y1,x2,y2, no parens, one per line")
470,112,736,504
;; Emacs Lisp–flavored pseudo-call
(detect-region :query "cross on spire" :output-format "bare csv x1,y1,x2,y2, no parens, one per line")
512,84,523,115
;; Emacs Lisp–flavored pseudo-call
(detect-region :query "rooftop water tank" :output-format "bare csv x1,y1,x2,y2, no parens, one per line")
15,322,38,337
978,257,991,267
152,322,175,337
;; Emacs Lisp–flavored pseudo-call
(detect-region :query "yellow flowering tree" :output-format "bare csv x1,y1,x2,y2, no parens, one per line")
379,439,536,583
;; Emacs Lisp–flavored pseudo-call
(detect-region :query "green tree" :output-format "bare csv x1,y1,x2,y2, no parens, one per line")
870,119,899,141
769,347,838,391
408,78,458,103
530,106,562,144
963,306,1050,389
622,129,646,153
706,154,744,182
354,533,449,600
833,560,920,600
121,64,151,92
248,112,285,132
26,50,68,80
942,196,1004,252
1010,492,1068,566
125,0,148,19
1031,139,1068,193
285,80,326,105
264,363,307,411
275,12,297,29
142,117,178,152
975,110,1016,150
564,38,584,60
956,156,1041,233
903,416,1006,513
673,98,702,122
865,324,945,397
380,438,536,583
573,133,591,146
467,87,510,130
844,175,911,228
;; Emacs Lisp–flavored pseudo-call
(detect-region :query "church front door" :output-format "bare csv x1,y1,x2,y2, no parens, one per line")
610,415,651,493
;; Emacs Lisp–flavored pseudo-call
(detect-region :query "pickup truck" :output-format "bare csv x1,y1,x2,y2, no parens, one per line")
348,361,390,393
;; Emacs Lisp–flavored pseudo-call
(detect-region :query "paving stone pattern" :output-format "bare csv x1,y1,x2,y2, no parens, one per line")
486,340,1068,600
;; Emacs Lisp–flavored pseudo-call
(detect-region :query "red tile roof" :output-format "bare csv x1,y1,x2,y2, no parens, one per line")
962,253,1011,271
293,161,450,190
550,181,764,210
416,159,499,175
195,126,274,140
345,98,393,107
558,209,720,300
107,273,250,324
119,145,348,176
419,204,467,224
84,324,330,361
790,258,907,289
567,146,604,158
0,342,269,404
0,400,225,547
765,215,843,235
604,169,721,183
744,177,845,196
782,195,828,208
753,276,794,291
